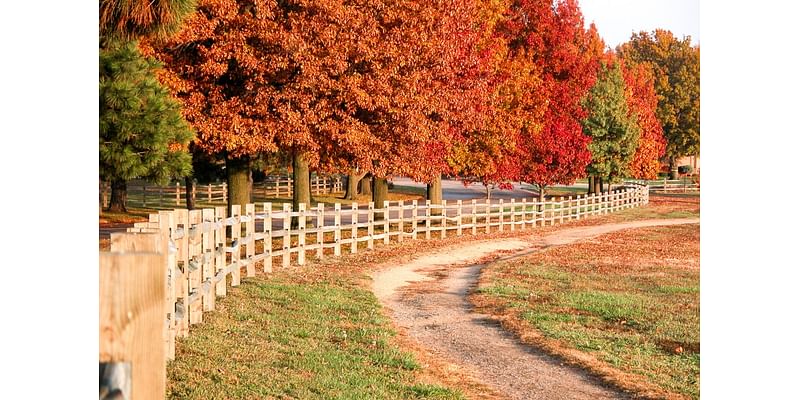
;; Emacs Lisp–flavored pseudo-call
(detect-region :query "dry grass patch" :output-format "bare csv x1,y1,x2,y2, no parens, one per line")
473,224,700,399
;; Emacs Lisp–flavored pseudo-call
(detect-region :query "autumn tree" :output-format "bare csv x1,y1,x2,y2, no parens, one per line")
150,0,470,212
617,30,699,179
582,61,640,193
100,40,194,212
622,62,666,179
497,0,603,201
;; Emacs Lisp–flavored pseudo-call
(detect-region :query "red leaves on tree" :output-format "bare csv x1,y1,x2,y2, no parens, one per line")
622,62,666,179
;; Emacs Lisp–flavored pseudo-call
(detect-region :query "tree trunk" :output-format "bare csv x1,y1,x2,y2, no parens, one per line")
427,174,442,215
588,176,595,195
669,157,679,180
359,173,373,196
185,176,195,210
226,155,251,214
107,178,128,213
344,170,366,200
372,176,388,220
537,184,545,213
292,152,311,211
485,183,491,200
598,177,604,194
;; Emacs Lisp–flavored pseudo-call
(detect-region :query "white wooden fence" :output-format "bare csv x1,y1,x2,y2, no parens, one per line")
100,183,648,399
100,175,343,209
636,178,699,193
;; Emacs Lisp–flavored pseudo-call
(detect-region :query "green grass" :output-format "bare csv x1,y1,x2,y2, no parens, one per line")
474,224,700,399
167,275,464,400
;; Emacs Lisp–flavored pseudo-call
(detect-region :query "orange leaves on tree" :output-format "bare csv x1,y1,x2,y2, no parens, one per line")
622,62,666,179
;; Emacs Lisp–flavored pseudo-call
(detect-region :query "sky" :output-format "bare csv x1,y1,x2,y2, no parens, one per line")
579,0,699,49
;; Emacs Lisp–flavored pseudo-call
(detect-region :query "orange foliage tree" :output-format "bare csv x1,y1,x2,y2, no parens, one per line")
146,0,483,209
622,62,666,179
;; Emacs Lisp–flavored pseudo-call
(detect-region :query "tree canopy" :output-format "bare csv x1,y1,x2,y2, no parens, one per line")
617,30,700,164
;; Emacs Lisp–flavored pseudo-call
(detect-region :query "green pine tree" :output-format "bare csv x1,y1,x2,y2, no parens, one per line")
583,62,640,193
100,40,194,212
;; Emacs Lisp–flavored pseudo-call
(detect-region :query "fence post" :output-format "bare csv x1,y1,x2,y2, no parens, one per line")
425,200,431,240
264,203,273,273
441,199,447,239
283,203,291,267
383,201,390,244
398,200,405,243
485,200,491,234
201,208,216,313
509,199,516,231
412,200,419,240
471,199,477,235
559,197,564,223
100,245,166,400
334,203,342,256
298,203,306,265
230,205,241,286
173,209,190,337
499,199,504,231
316,203,325,259
368,202,375,250
214,207,226,297
457,200,463,236
351,203,358,253
187,210,203,324
245,204,255,277
521,199,527,229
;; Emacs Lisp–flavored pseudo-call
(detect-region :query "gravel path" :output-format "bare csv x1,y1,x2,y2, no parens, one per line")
372,218,699,400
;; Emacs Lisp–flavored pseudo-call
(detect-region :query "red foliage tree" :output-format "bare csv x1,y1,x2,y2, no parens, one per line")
497,0,604,199
622,62,667,179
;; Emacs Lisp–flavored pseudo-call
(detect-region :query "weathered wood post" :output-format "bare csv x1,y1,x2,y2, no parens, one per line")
100,235,166,400
214,207,226,296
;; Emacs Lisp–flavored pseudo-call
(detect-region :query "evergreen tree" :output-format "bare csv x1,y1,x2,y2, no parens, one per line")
582,62,640,193
100,0,197,43
100,40,194,212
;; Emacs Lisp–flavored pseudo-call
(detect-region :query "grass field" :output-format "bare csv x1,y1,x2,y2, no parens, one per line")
162,234,512,400
473,224,700,399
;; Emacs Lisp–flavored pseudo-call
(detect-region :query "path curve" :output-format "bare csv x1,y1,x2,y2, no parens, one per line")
372,218,699,400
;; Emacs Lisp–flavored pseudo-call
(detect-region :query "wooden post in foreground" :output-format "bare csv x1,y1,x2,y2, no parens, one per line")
100,235,166,400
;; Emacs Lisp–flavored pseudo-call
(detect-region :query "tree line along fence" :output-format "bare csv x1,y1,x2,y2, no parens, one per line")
100,175,344,209
99,183,648,399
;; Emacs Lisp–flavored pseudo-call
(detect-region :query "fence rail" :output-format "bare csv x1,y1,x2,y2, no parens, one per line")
100,183,649,399
639,178,700,193
100,175,343,209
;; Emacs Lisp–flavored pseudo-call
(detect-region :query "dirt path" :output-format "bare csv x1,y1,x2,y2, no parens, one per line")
372,218,699,400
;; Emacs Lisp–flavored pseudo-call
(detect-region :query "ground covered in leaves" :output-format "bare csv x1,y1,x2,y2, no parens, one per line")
473,223,700,399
